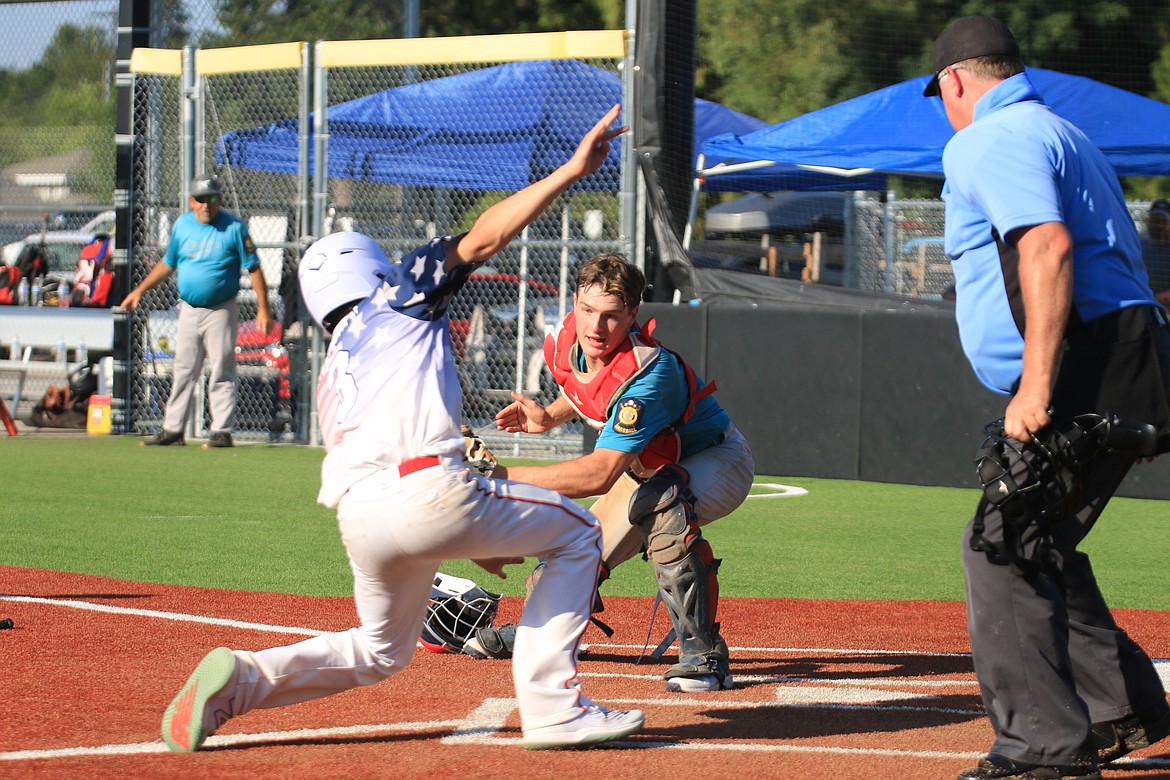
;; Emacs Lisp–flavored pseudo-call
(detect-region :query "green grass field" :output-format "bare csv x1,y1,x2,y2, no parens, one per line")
3,436,1167,609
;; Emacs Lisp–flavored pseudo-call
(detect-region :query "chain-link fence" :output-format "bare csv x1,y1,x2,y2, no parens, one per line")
126,32,630,452
127,44,308,442
11,2,1170,447
690,193,1169,303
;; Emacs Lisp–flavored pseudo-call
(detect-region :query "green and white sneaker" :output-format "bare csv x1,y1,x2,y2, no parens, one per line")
161,647,238,752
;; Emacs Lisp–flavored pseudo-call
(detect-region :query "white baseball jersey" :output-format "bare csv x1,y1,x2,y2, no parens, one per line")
316,237,469,508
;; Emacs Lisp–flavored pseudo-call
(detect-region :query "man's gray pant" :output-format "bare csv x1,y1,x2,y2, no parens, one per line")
163,298,238,434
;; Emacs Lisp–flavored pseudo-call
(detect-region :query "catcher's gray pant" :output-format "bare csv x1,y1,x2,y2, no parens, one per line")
219,462,605,731
163,299,238,434
590,424,754,571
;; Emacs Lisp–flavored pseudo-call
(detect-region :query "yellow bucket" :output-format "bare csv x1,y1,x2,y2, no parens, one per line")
87,395,112,435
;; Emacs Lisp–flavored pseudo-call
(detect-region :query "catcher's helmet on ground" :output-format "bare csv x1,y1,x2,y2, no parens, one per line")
418,573,502,654
297,231,393,332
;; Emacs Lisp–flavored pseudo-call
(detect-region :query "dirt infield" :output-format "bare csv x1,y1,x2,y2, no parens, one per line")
2,566,1168,779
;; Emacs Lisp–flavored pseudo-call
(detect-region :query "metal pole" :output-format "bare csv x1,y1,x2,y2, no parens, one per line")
181,46,196,203
113,0,151,435
620,21,637,266
682,152,703,251
308,43,330,446
882,190,898,294
404,0,419,38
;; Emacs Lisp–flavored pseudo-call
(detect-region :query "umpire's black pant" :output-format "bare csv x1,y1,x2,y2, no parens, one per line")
962,304,1170,765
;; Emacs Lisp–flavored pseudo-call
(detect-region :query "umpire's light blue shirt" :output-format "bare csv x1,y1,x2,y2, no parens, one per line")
942,72,1157,395
165,210,261,307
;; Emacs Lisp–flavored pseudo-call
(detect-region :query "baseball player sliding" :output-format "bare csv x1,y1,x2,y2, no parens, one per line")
475,254,755,693
160,105,644,752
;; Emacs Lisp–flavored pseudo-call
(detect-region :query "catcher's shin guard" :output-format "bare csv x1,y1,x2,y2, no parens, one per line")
629,464,730,690
654,549,731,692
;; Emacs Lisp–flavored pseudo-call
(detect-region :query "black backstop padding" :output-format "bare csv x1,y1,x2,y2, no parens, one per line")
857,307,1002,488
642,301,1170,500
645,302,864,479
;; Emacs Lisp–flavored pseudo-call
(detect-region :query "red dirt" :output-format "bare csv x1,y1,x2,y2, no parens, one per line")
1,566,1167,779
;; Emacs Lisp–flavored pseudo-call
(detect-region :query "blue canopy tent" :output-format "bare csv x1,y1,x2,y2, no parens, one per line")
219,59,621,192
218,59,885,193
691,98,886,193
701,68,1170,178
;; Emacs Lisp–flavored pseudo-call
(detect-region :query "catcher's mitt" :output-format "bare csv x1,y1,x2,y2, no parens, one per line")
461,423,498,476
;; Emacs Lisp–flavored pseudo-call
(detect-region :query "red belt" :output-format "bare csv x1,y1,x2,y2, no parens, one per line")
398,456,441,477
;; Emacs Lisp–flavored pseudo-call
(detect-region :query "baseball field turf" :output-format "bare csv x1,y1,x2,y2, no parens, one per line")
3,435,1167,610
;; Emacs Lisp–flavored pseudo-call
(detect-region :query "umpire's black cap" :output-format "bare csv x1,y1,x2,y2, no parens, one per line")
923,15,1020,97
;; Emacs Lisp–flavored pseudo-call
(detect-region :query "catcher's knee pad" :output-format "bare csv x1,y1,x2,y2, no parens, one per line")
629,463,700,565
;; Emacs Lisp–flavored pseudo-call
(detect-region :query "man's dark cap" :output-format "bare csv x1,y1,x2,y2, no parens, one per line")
190,175,223,198
923,15,1020,97
1149,199,1170,219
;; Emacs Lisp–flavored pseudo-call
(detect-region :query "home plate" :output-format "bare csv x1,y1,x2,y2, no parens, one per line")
775,685,932,705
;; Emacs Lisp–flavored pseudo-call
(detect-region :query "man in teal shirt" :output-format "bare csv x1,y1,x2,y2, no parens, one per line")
122,175,272,448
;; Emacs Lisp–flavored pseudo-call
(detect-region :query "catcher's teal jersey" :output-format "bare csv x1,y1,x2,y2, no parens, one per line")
592,348,729,458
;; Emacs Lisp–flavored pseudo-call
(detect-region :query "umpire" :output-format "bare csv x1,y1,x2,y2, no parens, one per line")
925,15,1170,780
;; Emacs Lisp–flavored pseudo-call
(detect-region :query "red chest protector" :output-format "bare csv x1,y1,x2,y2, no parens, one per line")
544,311,715,470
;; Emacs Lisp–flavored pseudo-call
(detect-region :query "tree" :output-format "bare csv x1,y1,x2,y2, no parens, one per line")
207,0,615,47
697,0,932,124
0,24,115,129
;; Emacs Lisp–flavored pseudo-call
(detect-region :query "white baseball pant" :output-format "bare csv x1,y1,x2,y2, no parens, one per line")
222,461,605,731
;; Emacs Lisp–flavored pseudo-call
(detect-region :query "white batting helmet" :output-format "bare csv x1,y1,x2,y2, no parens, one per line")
298,231,393,331
418,572,501,654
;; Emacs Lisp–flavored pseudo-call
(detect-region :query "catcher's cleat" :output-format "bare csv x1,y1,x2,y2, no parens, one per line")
522,705,644,749
161,647,238,752
957,754,1100,779
1093,707,1170,764
664,633,733,693
462,623,516,660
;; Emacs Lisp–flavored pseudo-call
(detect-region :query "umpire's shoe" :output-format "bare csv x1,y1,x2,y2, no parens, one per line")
1093,706,1170,764
957,753,1101,779
162,647,239,752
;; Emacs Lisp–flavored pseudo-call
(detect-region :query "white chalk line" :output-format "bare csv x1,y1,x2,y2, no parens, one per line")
4,591,1170,766
0,594,327,636
0,719,463,762
747,481,809,498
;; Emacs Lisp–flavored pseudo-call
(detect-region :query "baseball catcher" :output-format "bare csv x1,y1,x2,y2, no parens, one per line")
469,254,755,693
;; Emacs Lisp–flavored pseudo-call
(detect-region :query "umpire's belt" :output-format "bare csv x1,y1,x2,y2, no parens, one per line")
1065,305,1169,345
398,456,441,477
